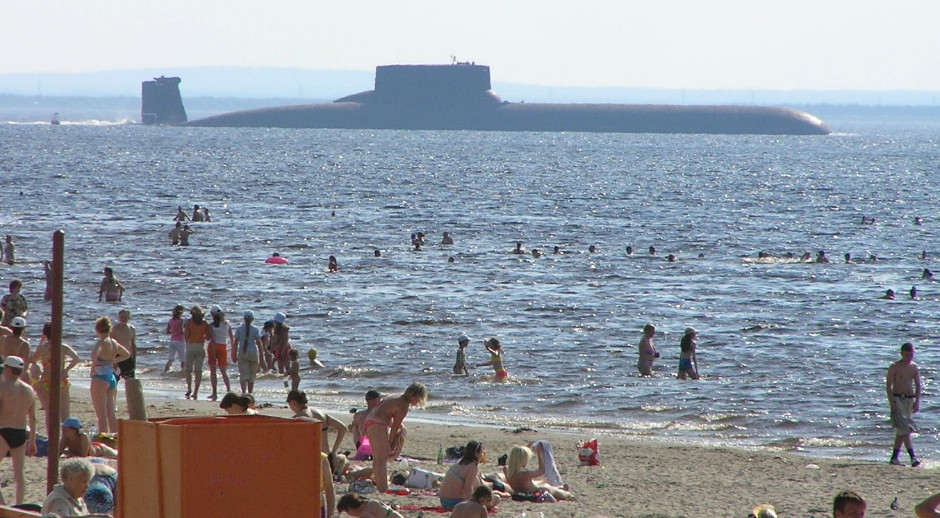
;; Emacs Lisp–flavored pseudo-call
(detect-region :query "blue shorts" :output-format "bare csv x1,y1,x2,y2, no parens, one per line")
440,498,464,510
678,358,693,371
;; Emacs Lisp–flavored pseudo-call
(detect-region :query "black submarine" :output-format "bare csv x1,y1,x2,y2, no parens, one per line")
144,64,830,135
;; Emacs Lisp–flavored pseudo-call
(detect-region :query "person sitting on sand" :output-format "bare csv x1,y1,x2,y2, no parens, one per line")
364,382,427,492
477,338,508,380
41,457,93,516
60,417,118,459
439,441,494,510
832,490,866,518
450,485,496,518
337,493,405,518
506,443,574,501
219,392,256,415
915,491,940,518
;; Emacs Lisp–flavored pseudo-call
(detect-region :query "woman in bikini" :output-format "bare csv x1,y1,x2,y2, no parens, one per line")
506,443,574,501
287,390,348,461
439,440,489,510
477,338,508,380
30,322,80,433
90,316,130,434
364,382,428,492
97,267,124,302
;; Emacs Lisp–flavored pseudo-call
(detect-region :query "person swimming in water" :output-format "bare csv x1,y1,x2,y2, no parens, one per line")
512,242,526,255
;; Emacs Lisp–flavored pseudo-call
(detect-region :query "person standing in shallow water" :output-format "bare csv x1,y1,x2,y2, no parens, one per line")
98,267,124,302
637,323,659,376
2,235,16,265
677,327,699,380
886,342,922,467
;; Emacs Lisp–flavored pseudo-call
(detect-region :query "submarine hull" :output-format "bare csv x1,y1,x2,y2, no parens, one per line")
186,102,829,135
170,64,829,135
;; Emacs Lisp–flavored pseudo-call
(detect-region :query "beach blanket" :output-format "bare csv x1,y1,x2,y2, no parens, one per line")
529,440,563,487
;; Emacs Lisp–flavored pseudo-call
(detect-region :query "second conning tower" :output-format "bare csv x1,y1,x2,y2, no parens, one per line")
336,63,502,107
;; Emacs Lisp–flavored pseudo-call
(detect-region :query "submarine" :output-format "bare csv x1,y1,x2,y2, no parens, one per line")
145,64,830,135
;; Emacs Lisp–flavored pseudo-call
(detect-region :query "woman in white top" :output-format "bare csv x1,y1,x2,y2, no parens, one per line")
206,305,234,401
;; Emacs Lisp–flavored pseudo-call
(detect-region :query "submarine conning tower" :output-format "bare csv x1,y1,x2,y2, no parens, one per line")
141,76,187,125
335,64,502,107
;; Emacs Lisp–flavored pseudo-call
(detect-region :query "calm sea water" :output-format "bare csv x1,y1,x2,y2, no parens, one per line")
1,114,939,462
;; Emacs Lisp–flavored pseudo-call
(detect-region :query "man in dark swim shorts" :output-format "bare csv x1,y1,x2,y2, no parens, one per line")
0,355,38,504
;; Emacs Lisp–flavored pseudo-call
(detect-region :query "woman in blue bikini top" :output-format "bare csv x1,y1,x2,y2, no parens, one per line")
90,316,130,435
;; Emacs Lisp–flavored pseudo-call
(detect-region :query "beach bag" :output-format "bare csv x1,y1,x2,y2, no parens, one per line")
577,438,600,466
535,490,556,503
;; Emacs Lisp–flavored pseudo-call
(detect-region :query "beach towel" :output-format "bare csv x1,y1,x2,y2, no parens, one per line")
529,440,563,487
891,397,918,434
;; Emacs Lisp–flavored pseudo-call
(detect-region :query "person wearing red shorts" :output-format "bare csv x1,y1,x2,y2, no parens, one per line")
206,305,234,401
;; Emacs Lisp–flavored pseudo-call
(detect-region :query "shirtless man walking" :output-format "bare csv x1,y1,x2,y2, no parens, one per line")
0,356,38,504
886,342,922,467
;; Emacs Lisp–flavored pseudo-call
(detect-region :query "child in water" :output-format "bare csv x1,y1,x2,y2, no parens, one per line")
285,349,301,392
453,335,469,375
477,338,508,380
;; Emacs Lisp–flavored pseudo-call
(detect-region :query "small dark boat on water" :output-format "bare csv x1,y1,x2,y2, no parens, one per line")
50,113,60,125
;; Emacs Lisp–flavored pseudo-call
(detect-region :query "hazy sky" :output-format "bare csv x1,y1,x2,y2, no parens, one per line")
5,0,938,91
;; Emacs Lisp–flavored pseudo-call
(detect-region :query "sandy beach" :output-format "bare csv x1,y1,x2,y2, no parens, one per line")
2,389,935,518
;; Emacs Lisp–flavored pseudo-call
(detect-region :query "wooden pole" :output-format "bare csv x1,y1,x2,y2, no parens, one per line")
46,230,64,494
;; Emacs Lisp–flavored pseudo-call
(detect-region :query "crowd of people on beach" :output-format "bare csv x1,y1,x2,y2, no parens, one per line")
0,207,935,516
